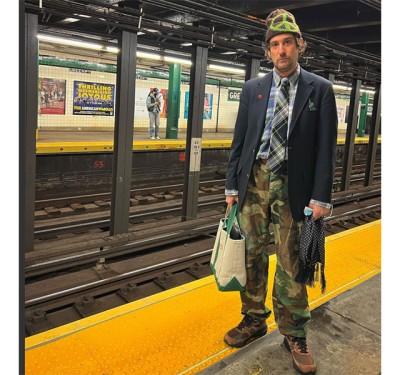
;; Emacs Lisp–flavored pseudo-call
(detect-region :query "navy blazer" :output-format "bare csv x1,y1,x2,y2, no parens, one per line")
225,68,338,222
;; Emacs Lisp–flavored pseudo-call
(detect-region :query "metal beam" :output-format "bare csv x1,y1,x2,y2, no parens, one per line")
182,45,208,221
110,31,137,235
364,84,381,186
22,13,38,253
340,79,361,191
245,58,260,81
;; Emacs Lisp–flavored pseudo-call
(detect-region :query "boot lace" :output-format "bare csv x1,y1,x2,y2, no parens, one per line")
238,315,256,330
292,336,308,354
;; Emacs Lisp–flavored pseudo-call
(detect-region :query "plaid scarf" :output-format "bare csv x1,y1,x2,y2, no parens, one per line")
295,216,326,293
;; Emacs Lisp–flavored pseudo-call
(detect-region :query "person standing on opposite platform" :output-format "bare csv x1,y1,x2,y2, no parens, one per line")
223,9,338,375
146,88,163,139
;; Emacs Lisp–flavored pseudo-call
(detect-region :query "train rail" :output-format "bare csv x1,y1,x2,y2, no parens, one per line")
25,196,380,337
28,185,381,278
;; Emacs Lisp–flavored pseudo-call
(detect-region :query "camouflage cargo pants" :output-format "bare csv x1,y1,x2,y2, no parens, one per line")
237,161,310,337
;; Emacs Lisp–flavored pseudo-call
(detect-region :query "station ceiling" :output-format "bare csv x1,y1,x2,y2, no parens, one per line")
25,0,381,85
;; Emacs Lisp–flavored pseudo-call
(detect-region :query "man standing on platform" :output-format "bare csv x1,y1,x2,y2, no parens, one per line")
146,88,163,139
223,9,338,375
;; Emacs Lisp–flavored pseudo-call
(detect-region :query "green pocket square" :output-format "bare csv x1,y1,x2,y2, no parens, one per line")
308,99,317,111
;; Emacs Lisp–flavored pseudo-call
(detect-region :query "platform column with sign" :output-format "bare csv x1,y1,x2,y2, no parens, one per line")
358,92,369,137
166,63,181,139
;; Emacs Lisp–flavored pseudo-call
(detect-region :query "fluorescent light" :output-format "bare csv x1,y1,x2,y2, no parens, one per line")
361,89,375,95
180,42,192,47
106,46,119,53
38,34,103,50
333,84,351,91
137,51,161,60
164,56,192,65
38,34,119,53
75,14,91,18
333,84,375,95
258,72,266,77
61,14,92,23
61,18,80,23
208,64,245,75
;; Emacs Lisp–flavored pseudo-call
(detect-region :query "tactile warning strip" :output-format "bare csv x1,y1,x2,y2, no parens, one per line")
25,220,381,375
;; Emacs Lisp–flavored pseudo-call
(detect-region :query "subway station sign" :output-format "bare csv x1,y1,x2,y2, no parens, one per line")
228,89,241,102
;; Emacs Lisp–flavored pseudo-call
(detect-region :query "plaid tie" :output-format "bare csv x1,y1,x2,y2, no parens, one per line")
268,78,290,173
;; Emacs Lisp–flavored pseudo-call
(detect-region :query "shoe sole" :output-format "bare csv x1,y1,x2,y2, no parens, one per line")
283,338,316,375
224,327,268,348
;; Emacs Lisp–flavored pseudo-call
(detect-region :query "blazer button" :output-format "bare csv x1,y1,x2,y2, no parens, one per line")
247,174,249,178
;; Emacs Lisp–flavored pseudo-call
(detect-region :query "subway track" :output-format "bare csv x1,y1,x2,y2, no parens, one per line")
27,153,381,337
28,187,381,282
34,162,381,236
34,162,380,211
33,178,380,242
25,194,380,338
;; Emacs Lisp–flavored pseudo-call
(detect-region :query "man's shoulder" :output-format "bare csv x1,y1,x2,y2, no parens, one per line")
243,73,271,89
300,68,332,87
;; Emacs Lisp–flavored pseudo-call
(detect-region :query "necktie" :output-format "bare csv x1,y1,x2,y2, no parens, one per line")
268,78,290,173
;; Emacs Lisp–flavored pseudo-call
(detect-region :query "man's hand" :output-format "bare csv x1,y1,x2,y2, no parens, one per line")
309,203,330,220
226,195,239,207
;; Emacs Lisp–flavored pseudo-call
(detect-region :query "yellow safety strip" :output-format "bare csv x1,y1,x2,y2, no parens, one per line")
35,137,380,154
25,220,381,375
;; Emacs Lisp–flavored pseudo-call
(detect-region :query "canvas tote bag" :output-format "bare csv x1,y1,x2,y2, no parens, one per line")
210,204,246,291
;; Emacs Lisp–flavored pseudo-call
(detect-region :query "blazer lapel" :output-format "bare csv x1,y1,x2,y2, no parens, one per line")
255,74,272,138
289,69,314,137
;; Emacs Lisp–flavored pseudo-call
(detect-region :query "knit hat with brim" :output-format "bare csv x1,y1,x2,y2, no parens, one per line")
265,9,301,43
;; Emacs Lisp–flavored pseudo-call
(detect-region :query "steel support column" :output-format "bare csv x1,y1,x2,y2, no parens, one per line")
22,13,38,253
245,58,260,81
166,63,181,139
364,84,381,186
358,92,369,137
182,45,208,221
110,31,137,235
340,79,361,191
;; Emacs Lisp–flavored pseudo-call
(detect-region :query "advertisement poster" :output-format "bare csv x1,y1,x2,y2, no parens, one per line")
73,81,115,116
184,92,213,119
158,88,168,118
39,78,66,115
134,88,168,118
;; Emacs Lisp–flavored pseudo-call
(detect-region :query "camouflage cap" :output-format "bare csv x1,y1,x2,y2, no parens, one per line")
265,9,301,43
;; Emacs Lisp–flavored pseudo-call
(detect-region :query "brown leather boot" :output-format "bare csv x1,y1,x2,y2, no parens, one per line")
284,335,317,374
224,315,267,348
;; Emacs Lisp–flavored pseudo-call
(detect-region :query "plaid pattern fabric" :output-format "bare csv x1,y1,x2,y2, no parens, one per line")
268,78,290,173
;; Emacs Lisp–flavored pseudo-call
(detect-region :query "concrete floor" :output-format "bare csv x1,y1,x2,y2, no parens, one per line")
197,274,381,375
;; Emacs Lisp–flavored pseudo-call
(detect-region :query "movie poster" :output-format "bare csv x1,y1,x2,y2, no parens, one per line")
184,92,213,120
73,81,115,116
39,78,66,115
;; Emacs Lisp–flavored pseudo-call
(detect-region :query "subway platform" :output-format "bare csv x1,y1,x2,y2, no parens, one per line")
198,273,381,375
25,221,381,375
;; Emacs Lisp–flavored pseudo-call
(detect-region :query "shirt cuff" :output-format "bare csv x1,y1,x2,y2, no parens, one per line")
225,189,239,196
310,199,332,209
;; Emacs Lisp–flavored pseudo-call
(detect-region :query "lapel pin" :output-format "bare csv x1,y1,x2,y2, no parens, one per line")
258,94,263,99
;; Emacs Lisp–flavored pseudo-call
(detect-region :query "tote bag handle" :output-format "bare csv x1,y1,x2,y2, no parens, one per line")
225,203,238,237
